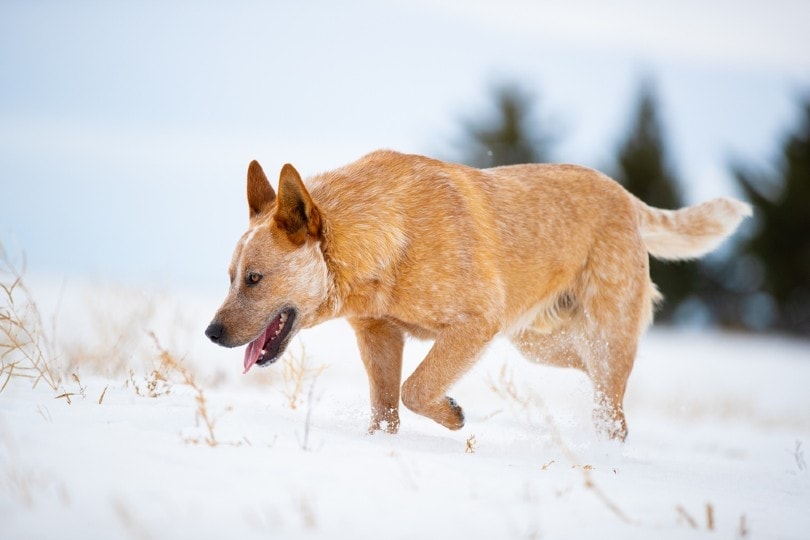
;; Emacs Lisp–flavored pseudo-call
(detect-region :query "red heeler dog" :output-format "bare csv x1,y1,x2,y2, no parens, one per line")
206,150,750,440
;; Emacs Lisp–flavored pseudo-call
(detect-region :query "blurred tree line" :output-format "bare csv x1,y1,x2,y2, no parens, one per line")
454,81,810,337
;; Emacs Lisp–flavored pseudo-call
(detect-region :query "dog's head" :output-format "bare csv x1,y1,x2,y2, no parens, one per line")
205,160,328,373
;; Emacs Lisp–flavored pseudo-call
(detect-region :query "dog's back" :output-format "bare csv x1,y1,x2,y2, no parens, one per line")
309,152,642,332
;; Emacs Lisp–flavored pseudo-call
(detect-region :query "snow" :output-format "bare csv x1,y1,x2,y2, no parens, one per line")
1,284,809,539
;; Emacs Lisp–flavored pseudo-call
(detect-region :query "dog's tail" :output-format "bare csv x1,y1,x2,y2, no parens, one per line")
634,197,752,260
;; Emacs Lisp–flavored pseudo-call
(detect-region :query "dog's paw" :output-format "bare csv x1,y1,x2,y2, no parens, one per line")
368,408,400,435
439,396,465,431
401,389,465,430
368,420,400,435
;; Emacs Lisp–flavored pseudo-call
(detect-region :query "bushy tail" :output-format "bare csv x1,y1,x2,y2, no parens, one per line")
635,197,752,260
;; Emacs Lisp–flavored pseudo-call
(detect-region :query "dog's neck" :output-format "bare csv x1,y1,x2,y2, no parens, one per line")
309,184,406,323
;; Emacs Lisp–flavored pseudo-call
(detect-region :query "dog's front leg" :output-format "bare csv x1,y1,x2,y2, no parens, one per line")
349,317,405,434
400,319,498,430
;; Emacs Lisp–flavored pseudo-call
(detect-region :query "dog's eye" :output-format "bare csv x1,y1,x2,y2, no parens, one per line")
245,272,263,286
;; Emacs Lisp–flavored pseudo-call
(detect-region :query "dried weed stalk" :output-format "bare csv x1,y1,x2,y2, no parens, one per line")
98,385,109,404
676,505,698,529
54,372,87,405
297,372,324,452
281,344,325,410
0,245,60,391
675,502,718,532
149,332,217,447
127,361,172,398
465,434,478,454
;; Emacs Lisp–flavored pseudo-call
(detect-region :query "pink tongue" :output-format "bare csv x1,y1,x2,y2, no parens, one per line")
242,314,284,374
243,331,267,374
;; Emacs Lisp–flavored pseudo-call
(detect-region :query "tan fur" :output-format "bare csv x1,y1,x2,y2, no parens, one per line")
207,150,751,440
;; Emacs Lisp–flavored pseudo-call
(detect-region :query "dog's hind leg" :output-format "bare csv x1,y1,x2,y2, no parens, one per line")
510,317,633,440
576,239,654,442
350,317,405,434
400,318,499,430
580,326,637,442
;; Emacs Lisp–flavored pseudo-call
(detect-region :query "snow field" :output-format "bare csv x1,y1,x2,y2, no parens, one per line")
1,283,809,539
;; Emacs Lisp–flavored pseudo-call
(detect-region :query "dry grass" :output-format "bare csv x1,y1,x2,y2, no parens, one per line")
54,372,88,405
149,332,219,447
675,502,721,532
0,244,61,392
98,384,109,404
0,244,169,401
297,371,324,452
271,344,328,451
280,344,325,410
465,434,478,454
676,504,698,529
127,360,172,399
0,242,235,448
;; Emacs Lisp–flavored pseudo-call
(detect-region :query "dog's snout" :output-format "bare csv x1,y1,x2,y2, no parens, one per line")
205,321,224,343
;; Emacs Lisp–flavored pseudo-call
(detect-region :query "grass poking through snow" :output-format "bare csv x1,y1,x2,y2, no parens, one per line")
0,243,60,392
281,343,326,411
149,332,219,447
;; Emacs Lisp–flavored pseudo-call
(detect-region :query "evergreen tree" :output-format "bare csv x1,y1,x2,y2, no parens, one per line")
616,81,682,208
456,82,553,167
614,80,696,322
729,98,810,335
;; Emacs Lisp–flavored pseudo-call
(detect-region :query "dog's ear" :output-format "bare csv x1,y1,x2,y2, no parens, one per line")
247,160,276,220
274,163,322,244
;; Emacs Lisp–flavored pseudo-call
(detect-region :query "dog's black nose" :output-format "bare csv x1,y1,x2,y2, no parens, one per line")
205,321,224,343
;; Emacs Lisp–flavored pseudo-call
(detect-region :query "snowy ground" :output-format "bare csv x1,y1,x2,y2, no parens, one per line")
2,283,809,539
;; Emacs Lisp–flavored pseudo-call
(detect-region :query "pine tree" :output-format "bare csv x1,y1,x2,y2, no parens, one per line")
614,80,696,322
729,98,810,335
456,82,553,167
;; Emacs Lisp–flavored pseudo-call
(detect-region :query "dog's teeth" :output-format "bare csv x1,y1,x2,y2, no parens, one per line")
260,348,267,356
280,312,288,323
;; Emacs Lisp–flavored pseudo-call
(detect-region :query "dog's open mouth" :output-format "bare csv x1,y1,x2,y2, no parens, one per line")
243,308,297,373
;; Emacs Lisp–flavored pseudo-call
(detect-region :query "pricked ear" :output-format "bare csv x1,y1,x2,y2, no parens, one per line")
247,160,276,220
274,163,322,244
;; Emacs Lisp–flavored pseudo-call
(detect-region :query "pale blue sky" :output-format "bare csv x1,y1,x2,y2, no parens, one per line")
1,0,808,294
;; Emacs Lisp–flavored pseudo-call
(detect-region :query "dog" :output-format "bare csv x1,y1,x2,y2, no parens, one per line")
205,150,751,440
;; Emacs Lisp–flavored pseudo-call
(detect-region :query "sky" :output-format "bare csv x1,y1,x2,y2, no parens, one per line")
1,0,809,295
